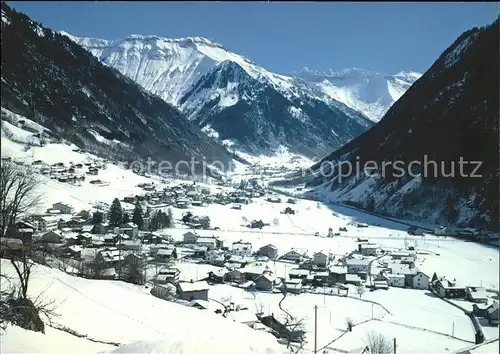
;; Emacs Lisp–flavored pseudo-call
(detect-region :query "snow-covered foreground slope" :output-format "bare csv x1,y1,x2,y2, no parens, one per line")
293,68,422,122
1,324,114,353
1,260,286,354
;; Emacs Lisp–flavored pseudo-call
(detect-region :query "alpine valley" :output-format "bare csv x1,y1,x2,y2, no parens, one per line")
1,3,499,354
278,19,500,232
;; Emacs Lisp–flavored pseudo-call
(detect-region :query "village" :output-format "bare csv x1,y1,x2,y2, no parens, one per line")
1,164,498,349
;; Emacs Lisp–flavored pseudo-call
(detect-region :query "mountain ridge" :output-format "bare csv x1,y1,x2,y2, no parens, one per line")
65,31,376,159
1,4,232,174
277,19,499,231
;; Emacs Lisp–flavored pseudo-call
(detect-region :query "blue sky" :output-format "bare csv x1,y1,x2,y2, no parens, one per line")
8,1,499,75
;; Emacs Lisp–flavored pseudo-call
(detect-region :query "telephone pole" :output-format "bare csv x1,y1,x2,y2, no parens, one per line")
314,305,318,354
393,338,397,354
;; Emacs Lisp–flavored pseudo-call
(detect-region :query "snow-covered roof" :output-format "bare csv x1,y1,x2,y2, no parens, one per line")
391,251,411,257
258,244,277,251
158,267,179,275
229,255,249,263
389,263,415,275
79,232,92,238
346,259,370,266
82,225,94,232
256,272,276,283
387,274,405,279
157,248,175,256
98,248,122,262
178,281,209,292
360,243,378,249
330,266,347,274
196,237,217,244
345,274,361,282
242,261,269,275
288,268,309,276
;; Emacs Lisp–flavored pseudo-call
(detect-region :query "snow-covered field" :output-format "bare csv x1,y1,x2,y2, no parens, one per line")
0,260,286,354
1,118,498,354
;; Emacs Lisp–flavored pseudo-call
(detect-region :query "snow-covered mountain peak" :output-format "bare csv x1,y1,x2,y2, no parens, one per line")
120,34,228,50
394,70,422,80
293,67,422,121
65,31,280,104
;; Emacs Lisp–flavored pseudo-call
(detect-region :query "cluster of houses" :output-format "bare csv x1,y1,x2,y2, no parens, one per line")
431,276,499,325
0,199,175,266
126,178,267,213
159,235,433,300
31,158,107,185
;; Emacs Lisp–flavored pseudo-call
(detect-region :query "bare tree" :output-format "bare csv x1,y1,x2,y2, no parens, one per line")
0,161,42,237
365,331,393,354
345,317,354,332
357,284,365,298
0,162,42,301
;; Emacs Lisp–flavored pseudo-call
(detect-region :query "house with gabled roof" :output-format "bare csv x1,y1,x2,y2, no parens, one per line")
255,244,278,260
40,230,63,244
52,202,74,215
280,249,304,263
156,247,177,263
242,261,271,281
346,258,370,274
119,222,139,239
183,231,198,244
254,272,276,291
373,273,389,290
465,287,489,304
177,280,209,301
313,250,331,268
96,247,122,265
284,278,303,294
435,278,467,299
232,240,252,256
412,272,430,290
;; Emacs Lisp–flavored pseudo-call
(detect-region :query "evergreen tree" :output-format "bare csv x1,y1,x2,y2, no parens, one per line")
92,211,103,224
109,198,123,227
148,209,173,231
366,197,375,212
445,193,458,221
132,201,144,230
167,208,173,228
122,213,130,224
149,213,157,231
431,272,438,283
